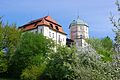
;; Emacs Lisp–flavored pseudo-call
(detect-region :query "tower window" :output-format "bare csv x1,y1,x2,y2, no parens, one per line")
84,43,86,46
80,26,82,29
80,35,83,39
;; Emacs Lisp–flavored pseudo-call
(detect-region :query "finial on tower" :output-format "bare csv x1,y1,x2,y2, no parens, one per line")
77,9,80,19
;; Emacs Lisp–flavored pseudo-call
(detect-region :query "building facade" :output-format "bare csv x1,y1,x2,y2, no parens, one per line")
19,16,67,45
69,16,89,48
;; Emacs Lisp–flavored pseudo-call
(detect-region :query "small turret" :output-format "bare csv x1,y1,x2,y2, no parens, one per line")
69,16,89,47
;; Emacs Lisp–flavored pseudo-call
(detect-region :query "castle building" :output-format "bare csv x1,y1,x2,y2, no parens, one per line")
69,16,89,48
19,16,67,45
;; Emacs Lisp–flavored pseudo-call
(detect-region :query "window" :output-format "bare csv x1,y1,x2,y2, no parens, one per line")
80,35,83,39
50,23,53,28
63,38,64,41
41,29,42,33
80,26,83,30
55,26,59,31
80,26,82,29
84,43,86,46
52,33,54,38
35,30,38,33
58,35,60,42
49,31,51,37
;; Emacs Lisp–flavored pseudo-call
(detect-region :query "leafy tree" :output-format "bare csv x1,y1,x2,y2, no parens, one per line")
109,0,120,79
86,37,114,62
75,52,113,80
110,0,120,53
101,36,113,50
0,24,21,55
101,37,114,61
45,45,114,80
0,51,8,73
0,18,21,74
9,32,55,79
21,63,47,80
46,46,77,80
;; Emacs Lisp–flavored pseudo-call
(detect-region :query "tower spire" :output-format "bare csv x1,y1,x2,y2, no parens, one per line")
77,9,80,19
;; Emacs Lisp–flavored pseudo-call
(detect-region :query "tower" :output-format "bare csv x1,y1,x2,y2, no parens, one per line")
69,16,89,48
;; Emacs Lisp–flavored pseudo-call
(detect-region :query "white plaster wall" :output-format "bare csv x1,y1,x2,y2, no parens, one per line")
38,26,44,34
86,26,89,38
27,26,66,45
48,28,66,45
29,28,37,33
39,26,66,45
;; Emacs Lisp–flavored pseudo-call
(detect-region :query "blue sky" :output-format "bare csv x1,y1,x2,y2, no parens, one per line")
0,0,118,39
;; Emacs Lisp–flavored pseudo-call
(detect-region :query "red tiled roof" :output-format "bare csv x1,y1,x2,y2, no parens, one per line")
19,16,66,35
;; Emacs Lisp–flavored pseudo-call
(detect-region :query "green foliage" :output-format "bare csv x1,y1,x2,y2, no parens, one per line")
115,30,120,43
73,53,112,80
86,37,114,62
0,51,8,73
45,45,114,80
9,32,55,79
110,55,120,80
109,1,120,79
21,54,48,80
0,24,21,54
110,0,120,44
101,36,113,50
46,46,77,79
0,18,21,74
21,63,46,80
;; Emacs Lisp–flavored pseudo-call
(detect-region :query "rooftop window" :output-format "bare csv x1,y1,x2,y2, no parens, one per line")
50,23,53,28
55,26,59,31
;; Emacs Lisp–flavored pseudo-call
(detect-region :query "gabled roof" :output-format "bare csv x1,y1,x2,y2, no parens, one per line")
19,16,67,35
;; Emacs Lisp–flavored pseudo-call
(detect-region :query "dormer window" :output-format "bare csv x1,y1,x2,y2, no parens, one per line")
55,26,59,31
50,23,53,28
